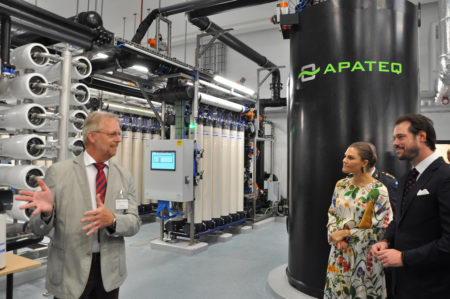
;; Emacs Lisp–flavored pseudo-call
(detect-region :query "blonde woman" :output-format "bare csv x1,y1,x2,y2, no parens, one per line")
324,142,393,298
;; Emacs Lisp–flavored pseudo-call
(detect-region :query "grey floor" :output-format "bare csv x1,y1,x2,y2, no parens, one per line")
1,217,289,299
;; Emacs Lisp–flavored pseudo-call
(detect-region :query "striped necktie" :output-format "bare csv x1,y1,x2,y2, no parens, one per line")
94,163,107,203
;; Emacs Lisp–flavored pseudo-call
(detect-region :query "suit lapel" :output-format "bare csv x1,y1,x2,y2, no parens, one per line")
104,161,118,208
399,158,444,223
73,154,92,207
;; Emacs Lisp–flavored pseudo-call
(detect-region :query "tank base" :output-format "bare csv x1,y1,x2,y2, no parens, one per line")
268,264,317,299
286,267,323,298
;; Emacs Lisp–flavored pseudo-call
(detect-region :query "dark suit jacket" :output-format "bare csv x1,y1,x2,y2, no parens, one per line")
384,157,450,299
373,168,398,210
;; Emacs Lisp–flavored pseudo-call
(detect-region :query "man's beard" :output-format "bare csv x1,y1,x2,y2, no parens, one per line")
397,144,419,161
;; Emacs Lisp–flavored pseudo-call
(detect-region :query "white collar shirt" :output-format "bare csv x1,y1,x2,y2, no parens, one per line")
83,151,109,252
414,152,439,181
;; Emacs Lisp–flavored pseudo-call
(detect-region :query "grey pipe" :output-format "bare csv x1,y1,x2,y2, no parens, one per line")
102,101,156,118
57,48,72,162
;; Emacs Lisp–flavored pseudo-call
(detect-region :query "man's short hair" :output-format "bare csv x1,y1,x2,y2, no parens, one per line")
395,114,436,151
82,111,119,144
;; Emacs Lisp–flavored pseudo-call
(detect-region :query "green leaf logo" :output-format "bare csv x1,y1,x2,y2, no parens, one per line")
298,67,321,80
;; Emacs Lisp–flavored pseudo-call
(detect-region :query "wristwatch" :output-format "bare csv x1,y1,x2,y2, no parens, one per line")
108,216,116,233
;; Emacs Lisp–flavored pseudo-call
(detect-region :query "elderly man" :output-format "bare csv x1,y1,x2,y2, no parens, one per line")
17,111,141,299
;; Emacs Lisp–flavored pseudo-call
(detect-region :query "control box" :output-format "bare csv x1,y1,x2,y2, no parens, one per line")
143,139,194,202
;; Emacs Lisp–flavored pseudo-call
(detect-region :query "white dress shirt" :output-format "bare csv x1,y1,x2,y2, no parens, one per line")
84,151,109,252
414,152,439,181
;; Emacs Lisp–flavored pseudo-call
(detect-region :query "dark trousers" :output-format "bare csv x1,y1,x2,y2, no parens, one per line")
55,253,119,299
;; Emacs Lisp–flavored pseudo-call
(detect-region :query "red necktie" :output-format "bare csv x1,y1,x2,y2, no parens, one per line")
94,163,107,203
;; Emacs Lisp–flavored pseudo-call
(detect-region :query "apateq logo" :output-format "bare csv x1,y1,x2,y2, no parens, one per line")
298,60,403,82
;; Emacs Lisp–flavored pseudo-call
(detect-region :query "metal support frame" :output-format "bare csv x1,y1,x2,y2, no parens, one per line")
155,16,172,56
195,29,232,69
251,65,284,222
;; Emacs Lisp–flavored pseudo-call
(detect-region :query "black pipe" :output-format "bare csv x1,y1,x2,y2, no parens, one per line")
151,86,194,104
132,9,160,44
132,0,230,44
189,0,277,19
132,0,277,46
260,97,286,108
188,15,282,101
0,0,97,49
1,14,12,70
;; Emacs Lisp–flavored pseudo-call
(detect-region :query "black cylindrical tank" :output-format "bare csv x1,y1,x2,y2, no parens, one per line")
286,0,418,297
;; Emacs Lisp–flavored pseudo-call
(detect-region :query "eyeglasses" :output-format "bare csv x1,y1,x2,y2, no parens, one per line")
92,131,121,138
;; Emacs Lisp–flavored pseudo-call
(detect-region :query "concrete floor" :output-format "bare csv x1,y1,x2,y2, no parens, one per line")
0,217,290,299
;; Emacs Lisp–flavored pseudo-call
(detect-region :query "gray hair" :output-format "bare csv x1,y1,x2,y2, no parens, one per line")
82,111,119,144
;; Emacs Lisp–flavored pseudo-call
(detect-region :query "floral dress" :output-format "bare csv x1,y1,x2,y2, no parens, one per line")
324,177,393,299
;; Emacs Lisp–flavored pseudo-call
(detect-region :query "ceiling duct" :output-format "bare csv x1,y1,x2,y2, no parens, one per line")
435,0,450,103
131,0,281,102
0,0,112,49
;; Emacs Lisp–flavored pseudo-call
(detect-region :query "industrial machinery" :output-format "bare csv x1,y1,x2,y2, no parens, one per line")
0,0,286,255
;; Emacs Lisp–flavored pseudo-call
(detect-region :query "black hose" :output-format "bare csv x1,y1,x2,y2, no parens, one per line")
188,15,282,102
131,9,160,44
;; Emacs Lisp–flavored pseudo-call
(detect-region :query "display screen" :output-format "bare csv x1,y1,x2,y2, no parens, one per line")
151,151,176,171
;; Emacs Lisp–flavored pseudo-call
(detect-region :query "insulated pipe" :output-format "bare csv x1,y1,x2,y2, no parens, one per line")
71,83,91,105
102,101,156,118
7,197,33,222
89,88,161,107
141,129,151,204
0,0,97,49
0,73,49,104
40,56,92,82
436,0,450,101
1,15,12,70
132,0,276,43
36,110,86,133
189,0,277,18
68,137,85,157
121,126,132,171
199,93,247,113
229,123,237,215
211,122,222,220
237,124,244,212
131,120,143,204
69,110,87,133
0,103,47,131
0,134,46,160
220,122,230,218
57,48,71,162
193,121,203,224
439,0,450,84
202,119,213,221
0,165,44,190
36,82,90,107
188,15,282,101
10,43,50,70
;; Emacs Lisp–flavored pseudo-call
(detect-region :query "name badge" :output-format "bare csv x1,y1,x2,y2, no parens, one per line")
116,199,128,210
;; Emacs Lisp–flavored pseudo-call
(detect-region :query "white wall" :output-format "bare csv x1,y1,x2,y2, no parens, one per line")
423,112,450,140
28,0,447,198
